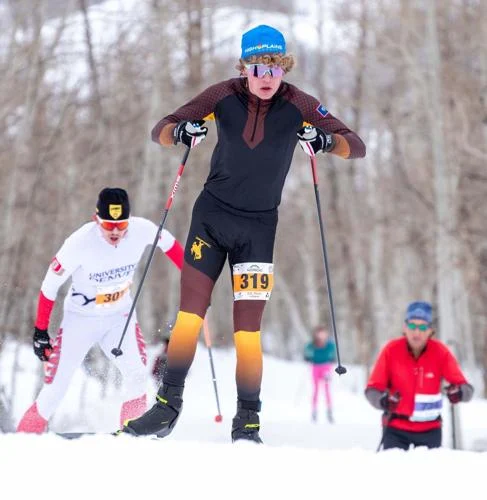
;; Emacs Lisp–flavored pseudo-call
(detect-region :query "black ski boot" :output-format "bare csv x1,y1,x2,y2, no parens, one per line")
122,384,183,438
231,399,263,444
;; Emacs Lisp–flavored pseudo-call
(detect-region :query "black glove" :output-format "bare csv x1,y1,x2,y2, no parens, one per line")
297,126,336,156
33,327,53,361
173,120,208,148
446,384,462,404
379,391,401,412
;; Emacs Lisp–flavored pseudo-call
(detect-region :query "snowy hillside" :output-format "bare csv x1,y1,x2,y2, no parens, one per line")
1,340,486,500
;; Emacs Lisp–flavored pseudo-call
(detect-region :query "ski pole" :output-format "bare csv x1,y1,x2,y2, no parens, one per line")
446,340,461,450
375,392,399,451
202,309,222,422
309,155,346,375
111,147,191,357
376,413,391,452
449,391,458,450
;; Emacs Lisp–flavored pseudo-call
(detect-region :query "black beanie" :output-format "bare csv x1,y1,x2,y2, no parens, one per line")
96,188,130,220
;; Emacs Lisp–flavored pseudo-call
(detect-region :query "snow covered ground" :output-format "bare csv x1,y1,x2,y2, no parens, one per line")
1,339,486,500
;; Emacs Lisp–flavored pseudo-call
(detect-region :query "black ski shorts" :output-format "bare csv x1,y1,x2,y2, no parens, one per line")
383,426,442,450
184,190,278,283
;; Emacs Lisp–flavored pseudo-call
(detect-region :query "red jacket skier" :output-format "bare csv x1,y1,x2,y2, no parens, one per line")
365,301,473,450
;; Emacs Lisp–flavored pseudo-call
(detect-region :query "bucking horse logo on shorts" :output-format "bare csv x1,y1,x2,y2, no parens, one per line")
191,236,211,261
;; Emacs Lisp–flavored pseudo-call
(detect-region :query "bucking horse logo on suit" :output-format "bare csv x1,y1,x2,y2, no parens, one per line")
190,236,211,261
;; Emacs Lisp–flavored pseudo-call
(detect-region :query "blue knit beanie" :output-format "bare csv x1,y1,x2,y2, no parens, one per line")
405,301,432,323
241,25,286,59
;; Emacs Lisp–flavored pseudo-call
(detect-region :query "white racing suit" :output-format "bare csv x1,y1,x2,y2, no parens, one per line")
17,217,182,432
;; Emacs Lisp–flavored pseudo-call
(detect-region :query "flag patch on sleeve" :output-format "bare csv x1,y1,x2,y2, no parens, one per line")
50,257,64,275
316,104,329,117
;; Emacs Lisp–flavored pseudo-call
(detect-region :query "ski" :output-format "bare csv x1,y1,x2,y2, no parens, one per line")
54,431,120,439
53,431,164,440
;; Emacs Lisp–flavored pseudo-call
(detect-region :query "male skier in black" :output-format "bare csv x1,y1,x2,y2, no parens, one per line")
122,24,366,443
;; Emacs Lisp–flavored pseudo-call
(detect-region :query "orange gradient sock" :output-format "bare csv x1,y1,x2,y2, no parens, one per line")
164,311,204,386
234,330,263,401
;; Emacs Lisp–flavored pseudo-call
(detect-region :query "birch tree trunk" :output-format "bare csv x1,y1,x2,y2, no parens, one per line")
333,0,370,365
479,0,487,147
426,1,470,351
426,1,451,338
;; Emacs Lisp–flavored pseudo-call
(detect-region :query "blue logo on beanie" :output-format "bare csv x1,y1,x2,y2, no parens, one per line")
241,25,286,59
405,301,432,323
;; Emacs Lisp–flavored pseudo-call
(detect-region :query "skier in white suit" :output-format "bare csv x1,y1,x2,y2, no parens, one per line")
17,187,183,433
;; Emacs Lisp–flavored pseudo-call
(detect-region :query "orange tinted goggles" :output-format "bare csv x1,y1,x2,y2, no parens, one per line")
98,219,129,231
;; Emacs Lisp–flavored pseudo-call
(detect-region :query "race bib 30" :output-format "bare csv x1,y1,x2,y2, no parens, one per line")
95,282,131,308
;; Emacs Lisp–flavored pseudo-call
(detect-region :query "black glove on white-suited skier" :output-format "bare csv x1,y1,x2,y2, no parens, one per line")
297,125,336,157
33,327,53,361
173,120,208,149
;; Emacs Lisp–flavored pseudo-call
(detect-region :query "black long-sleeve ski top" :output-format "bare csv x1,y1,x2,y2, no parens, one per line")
152,78,366,212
